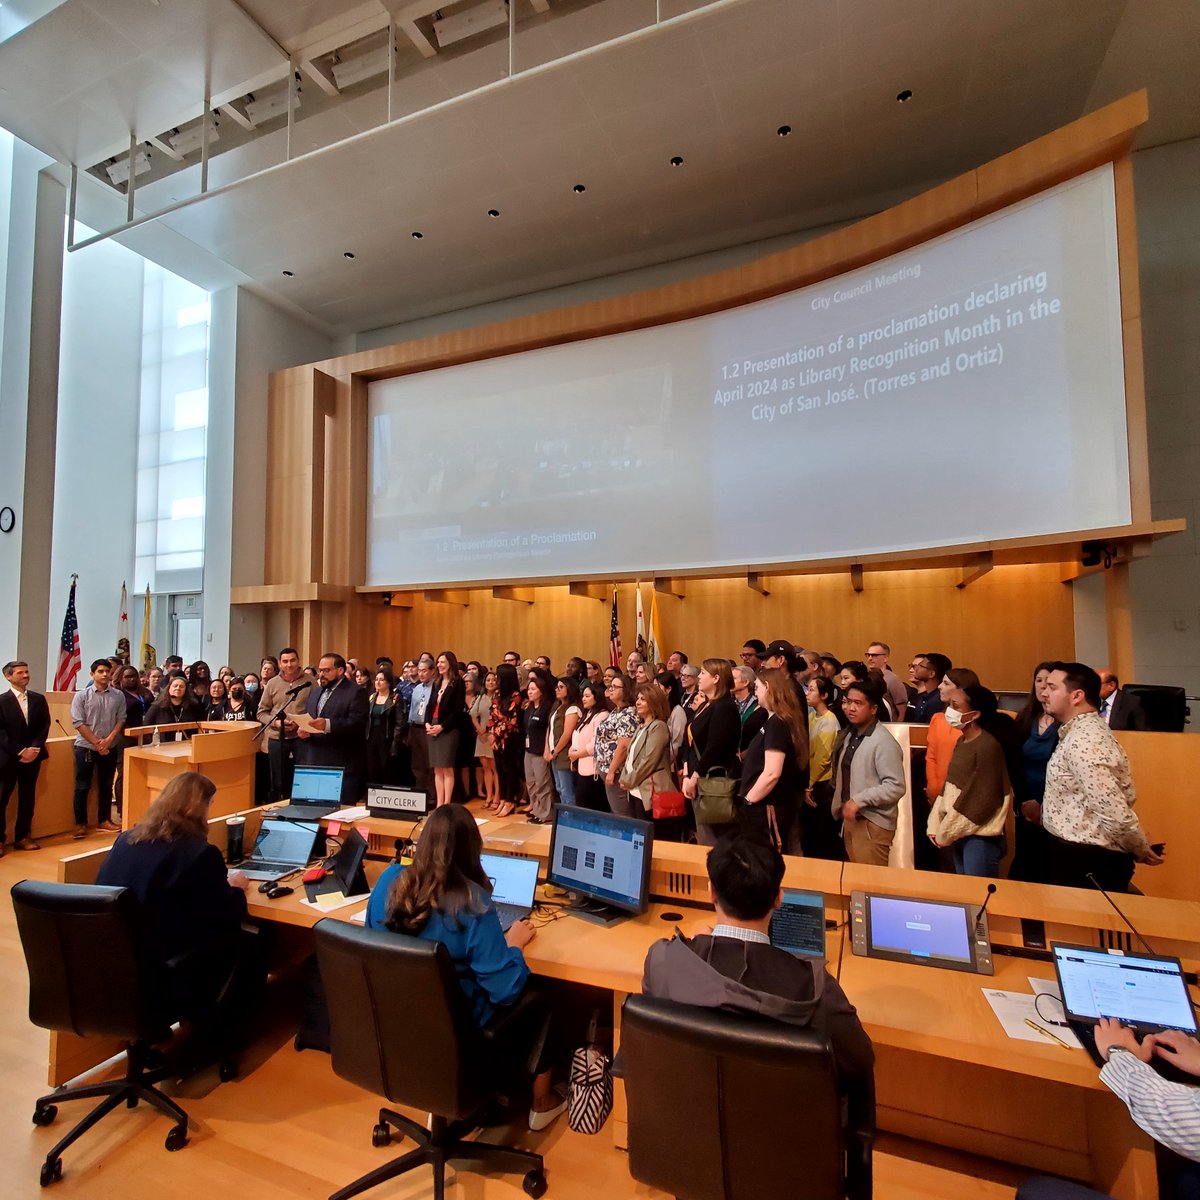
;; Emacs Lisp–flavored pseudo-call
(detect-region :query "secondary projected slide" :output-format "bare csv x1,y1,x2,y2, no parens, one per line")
366,165,1130,586
553,821,647,906
869,896,971,963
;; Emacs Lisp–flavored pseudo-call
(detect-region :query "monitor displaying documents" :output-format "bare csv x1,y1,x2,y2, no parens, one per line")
1052,944,1198,1034
548,806,652,923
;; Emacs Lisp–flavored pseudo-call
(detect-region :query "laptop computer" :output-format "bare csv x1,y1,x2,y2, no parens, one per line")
273,766,345,821
1051,942,1199,1068
233,818,321,882
481,852,539,932
769,888,828,958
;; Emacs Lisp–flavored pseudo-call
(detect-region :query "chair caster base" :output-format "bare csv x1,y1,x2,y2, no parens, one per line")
165,1123,188,1151
523,1168,548,1198
39,1157,63,1187
32,1103,57,1127
372,1122,392,1147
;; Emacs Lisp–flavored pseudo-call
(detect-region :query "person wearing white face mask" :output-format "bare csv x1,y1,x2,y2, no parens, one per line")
927,685,1013,878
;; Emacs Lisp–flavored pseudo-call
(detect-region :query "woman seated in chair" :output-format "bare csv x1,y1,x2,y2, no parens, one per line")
365,803,568,1130
96,771,261,1034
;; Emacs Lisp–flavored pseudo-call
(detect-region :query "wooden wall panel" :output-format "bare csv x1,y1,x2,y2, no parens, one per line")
341,562,1072,693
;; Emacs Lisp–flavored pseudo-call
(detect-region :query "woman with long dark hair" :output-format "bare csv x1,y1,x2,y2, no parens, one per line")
145,672,203,741
488,663,524,818
802,673,844,859
426,651,465,807
738,667,809,852
594,674,638,815
568,681,609,811
364,804,566,1128
1010,660,1059,882
366,669,402,788
473,669,499,809
545,676,583,807
522,670,556,823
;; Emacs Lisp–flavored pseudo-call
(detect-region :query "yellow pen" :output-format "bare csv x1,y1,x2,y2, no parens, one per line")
1025,1017,1072,1049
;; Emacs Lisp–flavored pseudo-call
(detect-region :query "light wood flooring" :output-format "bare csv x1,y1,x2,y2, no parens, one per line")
0,831,1029,1199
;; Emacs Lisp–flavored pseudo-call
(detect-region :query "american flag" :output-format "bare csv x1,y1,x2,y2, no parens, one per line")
608,586,622,668
54,577,82,691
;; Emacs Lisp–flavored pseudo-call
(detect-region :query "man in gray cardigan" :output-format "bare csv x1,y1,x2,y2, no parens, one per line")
830,679,905,866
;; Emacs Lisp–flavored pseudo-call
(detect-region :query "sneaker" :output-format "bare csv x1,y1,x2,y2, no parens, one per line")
99,820,122,833
72,825,88,840
528,1094,568,1132
14,838,41,851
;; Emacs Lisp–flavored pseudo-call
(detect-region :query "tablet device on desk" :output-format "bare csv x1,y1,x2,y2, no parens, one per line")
770,889,827,958
305,827,370,901
850,891,993,975
1051,943,1197,1036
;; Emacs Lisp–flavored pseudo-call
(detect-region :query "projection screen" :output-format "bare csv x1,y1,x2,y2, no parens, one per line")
366,165,1129,587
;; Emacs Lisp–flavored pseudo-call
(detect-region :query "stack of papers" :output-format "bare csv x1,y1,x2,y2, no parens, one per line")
982,979,1082,1048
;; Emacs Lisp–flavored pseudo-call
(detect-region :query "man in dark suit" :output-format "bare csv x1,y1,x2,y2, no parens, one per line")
1098,669,1148,732
295,652,369,803
0,660,51,853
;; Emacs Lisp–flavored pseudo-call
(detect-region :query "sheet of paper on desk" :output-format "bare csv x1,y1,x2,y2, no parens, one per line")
334,806,370,821
982,988,1082,1048
1030,977,1062,999
350,909,366,925
299,893,369,914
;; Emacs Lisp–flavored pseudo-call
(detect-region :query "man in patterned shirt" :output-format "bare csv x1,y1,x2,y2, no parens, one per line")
1040,662,1163,891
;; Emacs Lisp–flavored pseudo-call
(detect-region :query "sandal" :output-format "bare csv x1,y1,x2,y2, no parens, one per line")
495,802,515,818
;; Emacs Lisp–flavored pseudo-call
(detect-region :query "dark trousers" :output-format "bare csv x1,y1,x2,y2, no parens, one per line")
574,772,608,812
72,746,117,826
0,757,41,843
738,793,799,854
1045,833,1135,892
798,779,845,861
408,725,434,804
268,737,299,802
495,739,523,804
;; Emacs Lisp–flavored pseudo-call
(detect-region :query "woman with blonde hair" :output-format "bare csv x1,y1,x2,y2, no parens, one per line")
738,667,809,852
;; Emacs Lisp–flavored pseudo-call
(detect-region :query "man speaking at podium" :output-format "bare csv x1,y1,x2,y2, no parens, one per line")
296,652,369,804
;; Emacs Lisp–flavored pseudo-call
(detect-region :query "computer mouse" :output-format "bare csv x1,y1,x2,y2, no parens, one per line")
266,884,294,899
258,880,275,894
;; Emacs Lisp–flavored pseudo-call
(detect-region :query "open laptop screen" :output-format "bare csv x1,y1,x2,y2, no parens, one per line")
480,853,539,908
290,766,344,803
1052,943,1198,1033
253,819,319,865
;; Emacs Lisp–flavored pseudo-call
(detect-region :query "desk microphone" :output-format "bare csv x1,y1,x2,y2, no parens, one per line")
286,680,313,698
1086,873,1156,956
55,718,74,739
975,883,996,937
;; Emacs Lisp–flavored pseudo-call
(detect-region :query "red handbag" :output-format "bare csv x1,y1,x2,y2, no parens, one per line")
649,780,686,820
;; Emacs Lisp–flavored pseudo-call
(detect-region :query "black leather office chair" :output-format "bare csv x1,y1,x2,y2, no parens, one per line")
11,880,237,1188
314,917,549,1200
620,993,875,1200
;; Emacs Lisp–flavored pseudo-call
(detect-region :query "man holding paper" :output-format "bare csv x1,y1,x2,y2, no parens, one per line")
295,652,368,804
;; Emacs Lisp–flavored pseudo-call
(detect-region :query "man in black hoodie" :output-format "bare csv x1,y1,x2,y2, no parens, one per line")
641,835,874,1089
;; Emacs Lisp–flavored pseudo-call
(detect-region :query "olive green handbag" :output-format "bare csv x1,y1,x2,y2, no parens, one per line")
694,767,737,825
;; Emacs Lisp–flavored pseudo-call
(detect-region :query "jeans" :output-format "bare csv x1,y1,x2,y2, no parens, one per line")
551,764,576,805
72,746,117,826
953,834,1006,878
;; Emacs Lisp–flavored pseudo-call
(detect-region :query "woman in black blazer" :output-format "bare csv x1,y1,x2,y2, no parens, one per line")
96,771,258,1025
681,658,742,846
144,673,204,741
426,651,466,807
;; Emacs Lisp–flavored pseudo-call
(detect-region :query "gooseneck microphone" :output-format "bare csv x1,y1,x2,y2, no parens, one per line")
1086,873,1157,956
286,680,313,698
975,882,997,936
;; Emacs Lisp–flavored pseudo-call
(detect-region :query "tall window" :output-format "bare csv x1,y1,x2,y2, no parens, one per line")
135,265,211,590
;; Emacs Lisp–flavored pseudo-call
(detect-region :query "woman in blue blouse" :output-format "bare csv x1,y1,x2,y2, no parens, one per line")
1011,661,1059,883
365,804,566,1128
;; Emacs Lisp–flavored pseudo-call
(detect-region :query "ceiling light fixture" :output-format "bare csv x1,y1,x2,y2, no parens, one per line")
432,0,508,48
670,155,683,166
896,89,913,102
343,251,355,259
573,183,586,193
282,270,294,277
487,208,500,217
411,231,423,239
777,125,791,137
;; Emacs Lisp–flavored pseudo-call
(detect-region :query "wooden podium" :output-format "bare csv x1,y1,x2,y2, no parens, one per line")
121,723,260,829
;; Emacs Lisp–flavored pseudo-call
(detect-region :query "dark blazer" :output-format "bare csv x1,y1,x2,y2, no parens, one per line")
301,675,370,774
426,676,466,734
143,696,204,740
96,832,247,965
1106,689,1148,732
0,689,51,771
686,693,741,779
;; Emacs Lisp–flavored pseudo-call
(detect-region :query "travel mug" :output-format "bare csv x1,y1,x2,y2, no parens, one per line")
226,815,246,863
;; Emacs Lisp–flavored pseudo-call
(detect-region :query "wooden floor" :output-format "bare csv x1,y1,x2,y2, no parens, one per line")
0,831,1030,1199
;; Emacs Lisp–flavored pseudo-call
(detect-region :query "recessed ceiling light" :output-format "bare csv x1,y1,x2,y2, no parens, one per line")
343,251,355,259
281,270,294,277
896,89,913,103
487,208,500,218
411,231,423,240
669,155,684,167
573,183,586,193
777,125,791,137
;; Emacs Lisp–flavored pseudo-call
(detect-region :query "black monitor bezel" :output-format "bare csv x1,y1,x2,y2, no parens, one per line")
547,804,654,915
860,890,983,974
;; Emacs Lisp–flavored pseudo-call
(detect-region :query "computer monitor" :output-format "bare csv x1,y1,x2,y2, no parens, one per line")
547,806,653,925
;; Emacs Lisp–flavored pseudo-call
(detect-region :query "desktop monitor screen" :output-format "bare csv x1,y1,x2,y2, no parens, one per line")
548,806,653,915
